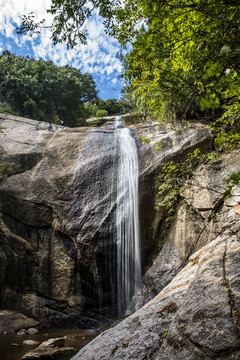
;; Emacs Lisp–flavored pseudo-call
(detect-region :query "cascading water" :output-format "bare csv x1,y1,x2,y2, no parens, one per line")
114,117,142,316
71,116,141,319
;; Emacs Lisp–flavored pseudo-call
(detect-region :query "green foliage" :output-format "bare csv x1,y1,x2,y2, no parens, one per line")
156,161,183,213
82,102,99,119
17,0,117,48
0,163,17,180
217,170,240,203
214,131,240,152
122,0,240,123
225,171,240,188
212,103,240,152
0,51,98,126
86,118,107,127
96,98,133,116
156,148,217,217
161,331,168,337
17,0,240,142
138,136,151,144
95,109,108,118
81,98,132,120
0,106,18,115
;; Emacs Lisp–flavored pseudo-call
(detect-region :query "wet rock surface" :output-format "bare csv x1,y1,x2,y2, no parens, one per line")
0,328,96,360
0,310,39,333
20,337,76,359
0,113,212,328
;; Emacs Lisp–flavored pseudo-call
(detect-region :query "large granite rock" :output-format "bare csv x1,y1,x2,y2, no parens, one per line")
72,223,240,359
136,149,240,306
0,113,212,328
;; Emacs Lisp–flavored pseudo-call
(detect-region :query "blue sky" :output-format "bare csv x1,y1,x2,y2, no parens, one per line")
0,0,124,100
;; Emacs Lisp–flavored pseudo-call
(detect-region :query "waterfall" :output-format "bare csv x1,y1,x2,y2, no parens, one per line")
114,117,142,316
71,116,141,319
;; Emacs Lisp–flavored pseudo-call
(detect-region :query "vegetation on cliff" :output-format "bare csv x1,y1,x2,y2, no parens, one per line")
0,52,130,126
18,0,240,126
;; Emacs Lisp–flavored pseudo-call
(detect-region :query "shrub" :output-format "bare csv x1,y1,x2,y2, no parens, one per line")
96,109,108,118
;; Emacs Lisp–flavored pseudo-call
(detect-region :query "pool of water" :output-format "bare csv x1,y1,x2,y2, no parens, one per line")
0,328,97,360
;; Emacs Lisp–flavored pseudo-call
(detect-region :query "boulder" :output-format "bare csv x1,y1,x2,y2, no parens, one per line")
72,223,240,359
0,310,39,333
27,328,39,335
23,340,40,346
20,337,76,359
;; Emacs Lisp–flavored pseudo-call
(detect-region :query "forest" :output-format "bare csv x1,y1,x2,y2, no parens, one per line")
2,0,240,148
0,52,130,126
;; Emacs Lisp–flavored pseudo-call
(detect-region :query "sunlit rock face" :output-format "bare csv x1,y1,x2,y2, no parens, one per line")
0,113,212,328
136,149,240,308
134,121,213,266
72,225,240,360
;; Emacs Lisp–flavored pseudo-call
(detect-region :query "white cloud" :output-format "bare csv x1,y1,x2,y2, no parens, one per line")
0,0,124,98
6,43,13,51
111,78,118,85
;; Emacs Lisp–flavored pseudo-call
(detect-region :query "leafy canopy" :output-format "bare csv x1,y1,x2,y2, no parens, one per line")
0,51,98,126
18,0,240,133
17,0,118,48
122,0,240,121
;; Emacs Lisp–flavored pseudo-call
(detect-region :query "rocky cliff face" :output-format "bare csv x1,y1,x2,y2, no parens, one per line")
0,113,213,329
73,149,240,360
0,114,91,328
136,149,240,307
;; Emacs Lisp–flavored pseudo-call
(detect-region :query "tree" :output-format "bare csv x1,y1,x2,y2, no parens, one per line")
0,51,98,126
17,0,118,48
17,0,240,126
121,0,240,120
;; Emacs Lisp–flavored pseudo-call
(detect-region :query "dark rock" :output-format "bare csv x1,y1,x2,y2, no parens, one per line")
20,337,76,359
0,310,39,333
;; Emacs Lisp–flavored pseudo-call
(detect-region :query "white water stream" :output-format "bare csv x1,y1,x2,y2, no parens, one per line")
114,117,142,316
